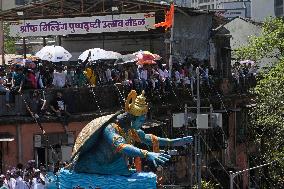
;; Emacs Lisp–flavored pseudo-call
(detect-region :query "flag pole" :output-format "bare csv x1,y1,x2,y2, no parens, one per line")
169,3,174,77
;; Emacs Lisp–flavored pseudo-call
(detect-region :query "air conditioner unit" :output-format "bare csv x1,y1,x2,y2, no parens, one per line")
197,114,208,129
172,113,185,128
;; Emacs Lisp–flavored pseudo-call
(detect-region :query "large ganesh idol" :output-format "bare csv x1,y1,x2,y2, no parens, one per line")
58,90,193,189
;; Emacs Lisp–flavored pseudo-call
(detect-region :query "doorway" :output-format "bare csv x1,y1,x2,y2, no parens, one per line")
36,147,46,167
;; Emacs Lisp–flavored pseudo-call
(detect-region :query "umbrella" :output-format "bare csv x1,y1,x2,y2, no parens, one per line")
240,60,255,65
134,50,161,65
12,58,36,68
78,48,122,62
114,54,137,65
35,45,72,62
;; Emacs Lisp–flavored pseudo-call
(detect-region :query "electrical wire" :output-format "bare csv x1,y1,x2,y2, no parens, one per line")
198,71,260,188
198,133,241,189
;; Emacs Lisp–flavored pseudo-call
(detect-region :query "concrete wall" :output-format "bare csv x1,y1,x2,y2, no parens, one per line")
223,18,261,50
1,0,16,11
224,18,276,68
173,13,212,62
62,33,164,61
251,0,275,22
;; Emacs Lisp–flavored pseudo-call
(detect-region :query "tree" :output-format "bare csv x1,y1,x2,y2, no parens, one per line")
4,22,18,54
249,59,284,187
234,17,284,61
236,17,284,187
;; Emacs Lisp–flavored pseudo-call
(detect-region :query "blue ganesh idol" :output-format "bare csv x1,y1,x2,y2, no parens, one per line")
58,90,193,189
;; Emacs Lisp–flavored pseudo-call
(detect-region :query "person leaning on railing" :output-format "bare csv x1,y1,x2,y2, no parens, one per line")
0,66,11,108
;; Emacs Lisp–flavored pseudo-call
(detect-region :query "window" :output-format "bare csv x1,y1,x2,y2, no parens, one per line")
275,0,284,17
15,0,25,5
275,0,283,7
275,7,284,17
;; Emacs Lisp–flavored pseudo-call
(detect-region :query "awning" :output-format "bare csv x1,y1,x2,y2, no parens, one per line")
0,133,14,142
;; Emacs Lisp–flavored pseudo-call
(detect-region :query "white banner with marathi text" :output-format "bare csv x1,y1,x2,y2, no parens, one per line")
9,12,155,37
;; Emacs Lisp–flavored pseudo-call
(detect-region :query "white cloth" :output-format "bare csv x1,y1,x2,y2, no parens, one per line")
15,177,26,189
183,77,191,85
52,71,66,88
31,178,45,189
6,178,16,189
164,69,169,78
105,69,112,81
140,70,148,80
175,71,181,83
124,71,129,80
0,76,6,87
35,72,44,88
158,69,165,81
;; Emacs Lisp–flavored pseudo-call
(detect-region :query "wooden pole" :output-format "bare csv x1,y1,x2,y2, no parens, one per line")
23,37,27,59
169,5,175,76
0,19,4,65
43,37,46,46
58,35,62,46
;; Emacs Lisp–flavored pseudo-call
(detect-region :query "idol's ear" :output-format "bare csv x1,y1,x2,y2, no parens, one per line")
125,90,137,112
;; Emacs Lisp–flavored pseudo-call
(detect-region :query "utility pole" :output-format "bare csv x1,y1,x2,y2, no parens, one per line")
195,67,202,189
168,3,174,76
0,0,4,65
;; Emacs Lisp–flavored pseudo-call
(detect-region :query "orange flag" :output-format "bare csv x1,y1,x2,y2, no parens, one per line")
154,3,174,30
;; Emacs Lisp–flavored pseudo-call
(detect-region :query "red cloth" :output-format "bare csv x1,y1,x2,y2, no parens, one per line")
27,73,37,89
154,4,174,30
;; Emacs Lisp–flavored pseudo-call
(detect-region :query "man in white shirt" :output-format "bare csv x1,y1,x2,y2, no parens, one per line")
5,171,16,189
32,170,45,189
15,170,25,189
140,68,148,90
105,68,112,82
175,70,181,86
52,67,66,88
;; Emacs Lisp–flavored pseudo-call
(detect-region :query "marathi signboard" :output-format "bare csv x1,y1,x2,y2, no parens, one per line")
214,9,246,19
9,12,155,37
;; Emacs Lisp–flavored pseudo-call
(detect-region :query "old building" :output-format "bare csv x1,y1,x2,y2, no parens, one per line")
0,0,251,188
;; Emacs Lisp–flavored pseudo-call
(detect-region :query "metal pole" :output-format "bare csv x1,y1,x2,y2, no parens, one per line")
169,4,175,76
230,171,234,189
0,0,4,66
196,67,202,189
185,104,192,187
196,67,200,114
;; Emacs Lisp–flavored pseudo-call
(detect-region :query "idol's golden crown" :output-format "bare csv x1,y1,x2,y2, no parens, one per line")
125,90,148,117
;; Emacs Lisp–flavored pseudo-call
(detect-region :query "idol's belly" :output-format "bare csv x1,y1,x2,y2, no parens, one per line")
74,139,131,175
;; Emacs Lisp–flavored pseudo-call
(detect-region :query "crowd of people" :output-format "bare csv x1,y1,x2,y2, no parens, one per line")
1,58,258,120
0,160,63,189
231,62,257,93
0,59,218,108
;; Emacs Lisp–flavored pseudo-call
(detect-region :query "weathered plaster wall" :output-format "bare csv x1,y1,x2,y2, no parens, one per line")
0,122,87,172
173,13,213,62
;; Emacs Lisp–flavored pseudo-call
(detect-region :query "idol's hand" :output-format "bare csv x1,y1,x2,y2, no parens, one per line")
146,152,171,167
172,136,193,147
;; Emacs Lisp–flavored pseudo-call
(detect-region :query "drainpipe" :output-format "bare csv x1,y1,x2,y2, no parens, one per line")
16,124,23,164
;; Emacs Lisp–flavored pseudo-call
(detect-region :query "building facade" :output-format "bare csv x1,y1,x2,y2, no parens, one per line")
250,0,275,22
275,0,284,17
0,0,46,11
191,0,278,21
191,0,248,10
